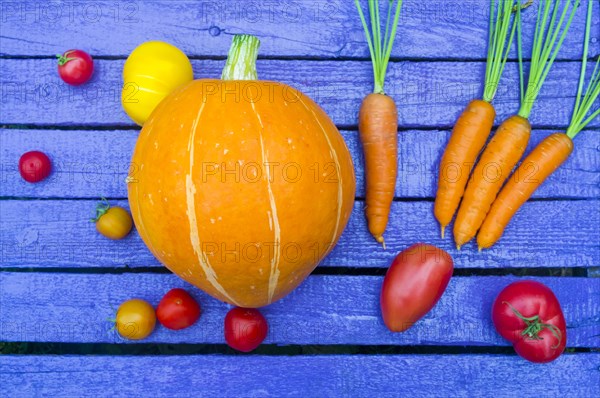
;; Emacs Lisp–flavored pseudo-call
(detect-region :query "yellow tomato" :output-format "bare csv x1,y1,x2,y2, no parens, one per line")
122,41,193,126
93,199,133,240
96,206,133,240
116,299,156,340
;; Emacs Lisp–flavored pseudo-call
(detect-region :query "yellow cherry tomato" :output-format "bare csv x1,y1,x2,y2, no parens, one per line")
116,299,156,340
93,199,133,240
122,41,193,125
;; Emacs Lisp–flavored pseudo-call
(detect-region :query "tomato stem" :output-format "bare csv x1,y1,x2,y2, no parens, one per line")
107,317,116,333
91,197,111,222
56,50,78,66
503,301,562,349
221,35,260,81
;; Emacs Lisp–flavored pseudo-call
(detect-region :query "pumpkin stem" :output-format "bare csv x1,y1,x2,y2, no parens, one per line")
221,34,260,81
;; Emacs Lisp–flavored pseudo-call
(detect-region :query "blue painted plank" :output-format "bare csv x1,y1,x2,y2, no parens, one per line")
1,354,599,397
1,59,598,128
2,129,598,199
1,199,598,268
0,0,597,60
1,273,598,346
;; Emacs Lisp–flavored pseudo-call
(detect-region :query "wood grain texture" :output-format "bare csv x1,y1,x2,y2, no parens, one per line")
1,273,598,346
1,0,598,392
1,354,599,398
0,0,598,60
1,199,598,268
2,58,599,128
2,129,598,199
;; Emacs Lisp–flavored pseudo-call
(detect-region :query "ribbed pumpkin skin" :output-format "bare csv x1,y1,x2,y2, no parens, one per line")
128,80,356,307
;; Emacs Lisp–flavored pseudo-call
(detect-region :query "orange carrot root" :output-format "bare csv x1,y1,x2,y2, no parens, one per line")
478,133,574,249
359,93,398,246
434,100,496,237
453,115,531,247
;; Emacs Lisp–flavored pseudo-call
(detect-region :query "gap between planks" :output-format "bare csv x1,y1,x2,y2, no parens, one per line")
0,266,592,277
0,342,593,356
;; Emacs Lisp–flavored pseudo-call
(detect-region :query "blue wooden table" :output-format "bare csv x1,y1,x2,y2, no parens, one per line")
1,1,599,396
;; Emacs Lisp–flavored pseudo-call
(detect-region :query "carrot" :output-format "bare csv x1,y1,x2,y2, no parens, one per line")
453,0,581,249
359,92,398,245
454,115,531,246
478,133,573,248
435,100,496,236
435,0,523,238
479,0,599,249
354,0,404,247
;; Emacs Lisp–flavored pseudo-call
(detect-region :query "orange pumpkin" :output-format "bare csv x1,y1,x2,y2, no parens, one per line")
128,35,355,307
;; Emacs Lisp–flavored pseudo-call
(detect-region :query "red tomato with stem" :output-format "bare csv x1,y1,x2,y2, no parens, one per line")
19,151,52,183
224,307,268,352
492,280,566,363
380,243,454,332
57,50,94,85
156,288,201,330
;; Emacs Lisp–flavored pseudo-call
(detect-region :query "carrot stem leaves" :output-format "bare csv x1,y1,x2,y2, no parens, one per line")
355,1,378,87
517,0,581,119
355,0,404,94
567,1,600,138
483,0,526,103
517,3,525,102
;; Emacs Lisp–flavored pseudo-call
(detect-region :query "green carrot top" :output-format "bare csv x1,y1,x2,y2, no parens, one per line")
517,0,581,119
483,0,527,103
566,0,600,139
354,0,404,95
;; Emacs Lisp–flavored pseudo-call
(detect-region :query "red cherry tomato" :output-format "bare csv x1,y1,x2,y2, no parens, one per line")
19,151,52,183
156,288,202,330
380,243,454,332
57,49,94,85
492,280,566,363
224,307,268,352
